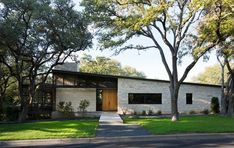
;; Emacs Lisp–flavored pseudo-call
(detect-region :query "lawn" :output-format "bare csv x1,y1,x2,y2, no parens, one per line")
0,119,98,140
125,115,234,135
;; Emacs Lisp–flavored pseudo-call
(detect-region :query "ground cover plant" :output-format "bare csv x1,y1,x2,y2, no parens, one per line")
124,115,234,135
0,119,98,140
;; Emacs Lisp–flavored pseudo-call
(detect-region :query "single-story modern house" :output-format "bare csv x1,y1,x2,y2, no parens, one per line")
52,63,221,114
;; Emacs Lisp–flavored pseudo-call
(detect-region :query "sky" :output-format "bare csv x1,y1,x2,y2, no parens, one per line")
72,0,219,82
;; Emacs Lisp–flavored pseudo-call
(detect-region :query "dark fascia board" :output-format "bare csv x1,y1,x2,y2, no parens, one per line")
52,69,221,88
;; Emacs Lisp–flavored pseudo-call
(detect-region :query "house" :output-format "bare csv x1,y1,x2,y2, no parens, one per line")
52,63,221,115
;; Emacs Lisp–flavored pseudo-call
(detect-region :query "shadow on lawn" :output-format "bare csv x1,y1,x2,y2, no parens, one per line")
0,120,98,134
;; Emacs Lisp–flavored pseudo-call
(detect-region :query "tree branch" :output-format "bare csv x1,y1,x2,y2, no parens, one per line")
146,26,172,80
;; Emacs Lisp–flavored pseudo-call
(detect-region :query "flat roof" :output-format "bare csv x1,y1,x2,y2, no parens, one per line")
52,69,221,88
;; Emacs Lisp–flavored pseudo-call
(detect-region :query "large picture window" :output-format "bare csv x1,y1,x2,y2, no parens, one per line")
128,93,162,104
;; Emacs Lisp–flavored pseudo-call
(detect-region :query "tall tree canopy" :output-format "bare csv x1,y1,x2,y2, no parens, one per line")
80,54,146,78
81,0,226,121
192,64,233,85
198,0,234,115
0,0,92,121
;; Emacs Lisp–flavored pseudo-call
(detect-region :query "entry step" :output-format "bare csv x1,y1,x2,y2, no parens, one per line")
99,112,123,124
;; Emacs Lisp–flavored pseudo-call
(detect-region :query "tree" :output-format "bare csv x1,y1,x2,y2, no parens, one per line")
198,0,234,115
80,54,146,77
192,64,232,85
0,0,92,121
81,0,220,121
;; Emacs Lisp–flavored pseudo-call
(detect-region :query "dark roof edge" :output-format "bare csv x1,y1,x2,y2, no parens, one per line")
52,69,221,88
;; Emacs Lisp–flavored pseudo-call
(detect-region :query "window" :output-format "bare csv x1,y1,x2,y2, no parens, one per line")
128,93,162,104
186,93,193,104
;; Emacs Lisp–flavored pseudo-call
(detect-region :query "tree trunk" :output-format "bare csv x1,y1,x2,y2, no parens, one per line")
170,86,179,121
18,81,28,122
227,74,234,116
0,95,3,114
220,65,227,114
18,104,29,122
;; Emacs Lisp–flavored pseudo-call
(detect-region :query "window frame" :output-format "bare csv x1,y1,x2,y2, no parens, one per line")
186,93,193,104
128,93,162,104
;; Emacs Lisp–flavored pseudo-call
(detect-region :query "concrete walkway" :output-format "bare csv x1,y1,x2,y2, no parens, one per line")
99,112,123,124
96,112,151,137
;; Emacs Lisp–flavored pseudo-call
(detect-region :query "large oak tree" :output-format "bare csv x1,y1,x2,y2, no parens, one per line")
198,0,234,115
0,0,92,121
81,0,221,121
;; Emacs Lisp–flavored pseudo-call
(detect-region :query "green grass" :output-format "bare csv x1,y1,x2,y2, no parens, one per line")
125,115,234,135
0,119,98,140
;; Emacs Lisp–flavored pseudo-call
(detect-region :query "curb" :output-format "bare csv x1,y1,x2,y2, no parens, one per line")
1,133,234,147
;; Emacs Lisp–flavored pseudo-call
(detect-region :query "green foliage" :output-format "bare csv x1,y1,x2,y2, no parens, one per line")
192,64,233,84
156,110,162,115
57,101,74,113
78,99,90,112
189,110,196,115
0,0,92,121
211,97,220,114
141,110,146,116
200,109,209,115
148,110,153,116
198,0,234,43
1,106,20,121
80,54,146,78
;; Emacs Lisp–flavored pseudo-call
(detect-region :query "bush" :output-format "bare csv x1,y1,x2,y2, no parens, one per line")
211,97,220,114
148,110,153,115
121,108,128,115
57,101,74,113
142,110,146,116
78,99,90,112
200,109,209,115
189,110,196,114
1,106,20,121
133,111,137,115
156,110,162,115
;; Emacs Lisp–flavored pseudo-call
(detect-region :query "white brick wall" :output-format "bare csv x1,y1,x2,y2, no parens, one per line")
56,88,96,112
117,78,221,114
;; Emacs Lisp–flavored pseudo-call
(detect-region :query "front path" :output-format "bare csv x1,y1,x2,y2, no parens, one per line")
96,112,151,137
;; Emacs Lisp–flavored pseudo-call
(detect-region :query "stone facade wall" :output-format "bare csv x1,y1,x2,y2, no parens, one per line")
56,88,96,112
117,78,221,114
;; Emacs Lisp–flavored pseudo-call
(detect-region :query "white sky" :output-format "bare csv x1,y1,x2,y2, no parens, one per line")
72,0,219,82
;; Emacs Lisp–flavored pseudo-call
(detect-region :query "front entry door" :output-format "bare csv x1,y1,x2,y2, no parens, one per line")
102,89,117,111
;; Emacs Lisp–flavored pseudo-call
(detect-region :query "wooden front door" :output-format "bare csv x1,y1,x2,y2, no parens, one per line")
102,89,117,111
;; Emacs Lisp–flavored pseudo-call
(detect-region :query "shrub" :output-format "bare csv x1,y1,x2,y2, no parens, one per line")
133,111,137,115
189,110,196,114
148,110,153,115
121,108,128,115
142,110,146,116
211,97,220,114
57,101,74,113
200,109,209,115
2,106,20,121
78,99,90,112
156,110,162,115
